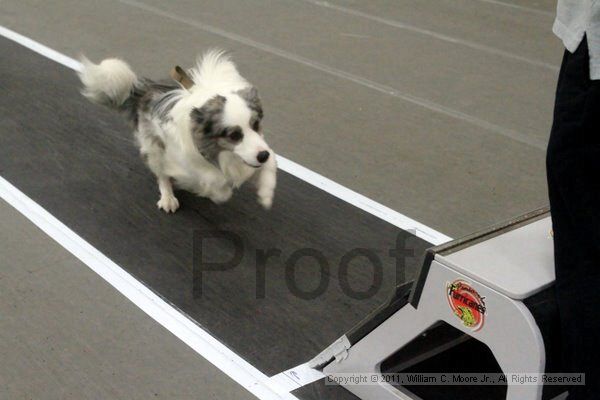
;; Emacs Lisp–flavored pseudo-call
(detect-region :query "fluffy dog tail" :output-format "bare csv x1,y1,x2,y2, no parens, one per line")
78,56,138,109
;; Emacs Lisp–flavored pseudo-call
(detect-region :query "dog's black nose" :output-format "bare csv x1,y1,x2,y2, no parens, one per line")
257,151,270,164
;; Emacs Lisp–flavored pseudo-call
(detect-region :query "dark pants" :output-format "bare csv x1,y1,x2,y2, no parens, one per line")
546,37,600,399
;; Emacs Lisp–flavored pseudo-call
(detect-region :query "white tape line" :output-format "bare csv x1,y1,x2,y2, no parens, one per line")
270,363,326,392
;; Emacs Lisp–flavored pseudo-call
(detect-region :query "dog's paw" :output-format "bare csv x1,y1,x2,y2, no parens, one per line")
258,193,273,210
157,195,180,213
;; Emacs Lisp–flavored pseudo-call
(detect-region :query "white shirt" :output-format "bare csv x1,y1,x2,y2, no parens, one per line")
553,0,600,79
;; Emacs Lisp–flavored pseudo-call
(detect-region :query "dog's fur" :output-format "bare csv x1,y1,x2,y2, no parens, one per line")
78,50,276,213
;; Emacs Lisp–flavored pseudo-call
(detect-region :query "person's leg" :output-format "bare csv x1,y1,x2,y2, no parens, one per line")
547,37,600,399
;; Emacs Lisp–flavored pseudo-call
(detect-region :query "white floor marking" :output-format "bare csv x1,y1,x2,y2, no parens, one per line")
114,0,547,150
298,0,558,72
0,24,452,392
0,176,298,400
0,26,82,71
270,363,327,392
471,0,555,17
0,24,452,246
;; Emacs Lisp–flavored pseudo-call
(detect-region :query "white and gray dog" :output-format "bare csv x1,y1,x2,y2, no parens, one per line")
78,50,276,213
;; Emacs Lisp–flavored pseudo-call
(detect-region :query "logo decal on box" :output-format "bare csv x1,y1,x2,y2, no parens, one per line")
446,280,486,331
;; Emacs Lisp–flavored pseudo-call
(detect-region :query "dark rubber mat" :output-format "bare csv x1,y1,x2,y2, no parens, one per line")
0,38,429,376
292,379,361,400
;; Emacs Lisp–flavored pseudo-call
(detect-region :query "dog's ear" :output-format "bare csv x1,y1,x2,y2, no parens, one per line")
236,86,263,120
191,95,227,136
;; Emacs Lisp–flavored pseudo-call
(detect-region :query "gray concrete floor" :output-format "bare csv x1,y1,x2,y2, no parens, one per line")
0,199,256,400
0,0,563,237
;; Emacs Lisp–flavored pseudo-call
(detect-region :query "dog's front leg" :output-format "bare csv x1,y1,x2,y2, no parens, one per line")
255,153,277,209
156,176,180,213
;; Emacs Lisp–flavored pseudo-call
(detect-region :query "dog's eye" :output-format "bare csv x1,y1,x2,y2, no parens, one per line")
229,129,243,142
251,120,260,131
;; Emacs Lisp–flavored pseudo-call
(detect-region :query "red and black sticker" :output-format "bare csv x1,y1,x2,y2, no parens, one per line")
446,280,486,331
